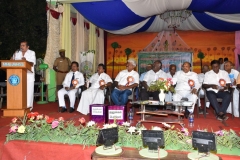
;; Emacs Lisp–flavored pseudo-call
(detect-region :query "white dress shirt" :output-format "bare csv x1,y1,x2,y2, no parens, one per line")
143,69,167,86
203,70,231,93
198,73,205,84
166,72,174,78
173,70,200,91
229,69,239,80
139,72,147,82
62,71,84,88
115,69,139,89
90,72,112,89
13,49,36,81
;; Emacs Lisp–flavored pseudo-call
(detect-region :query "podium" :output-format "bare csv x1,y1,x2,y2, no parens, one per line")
0,60,32,117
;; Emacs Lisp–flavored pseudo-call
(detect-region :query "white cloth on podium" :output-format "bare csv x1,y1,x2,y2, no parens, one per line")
77,72,112,115
13,49,36,109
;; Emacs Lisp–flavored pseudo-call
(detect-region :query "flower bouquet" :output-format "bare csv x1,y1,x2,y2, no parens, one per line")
148,78,175,93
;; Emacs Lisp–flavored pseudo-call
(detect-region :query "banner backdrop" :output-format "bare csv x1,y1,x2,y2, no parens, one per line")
138,52,193,74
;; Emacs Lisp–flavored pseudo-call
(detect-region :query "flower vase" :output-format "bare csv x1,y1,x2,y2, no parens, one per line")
159,89,165,105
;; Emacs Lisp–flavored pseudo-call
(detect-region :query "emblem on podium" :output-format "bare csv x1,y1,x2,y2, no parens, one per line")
8,75,20,86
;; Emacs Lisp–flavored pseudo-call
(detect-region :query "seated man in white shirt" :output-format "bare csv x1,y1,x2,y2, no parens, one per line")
111,59,139,105
77,64,112,115
198,65,210,113
224,61,239,117
141,60,167,101
203,60,231,121
165,64,177,102
139,64,153,82
173,62,200,118
58,61,84,113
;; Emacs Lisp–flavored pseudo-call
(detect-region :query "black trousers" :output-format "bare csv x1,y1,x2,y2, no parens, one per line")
140,89,159,101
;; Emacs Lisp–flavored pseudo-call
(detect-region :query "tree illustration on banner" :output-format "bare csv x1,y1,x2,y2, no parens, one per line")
111,42,120,78
125,48,132,61
197,51,205,71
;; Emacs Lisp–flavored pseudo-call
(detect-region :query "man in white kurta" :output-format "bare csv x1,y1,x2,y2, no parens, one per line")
224,61,239,117
77,64,112,115
12,41,36,111
111,59,139,105
141,60,167,101
203,60,231,121
197,65,210,111
165,64,176,102
58,62,84,113
173,62,200,116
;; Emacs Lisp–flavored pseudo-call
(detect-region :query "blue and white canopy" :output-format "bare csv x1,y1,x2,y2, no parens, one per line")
72,0,240,34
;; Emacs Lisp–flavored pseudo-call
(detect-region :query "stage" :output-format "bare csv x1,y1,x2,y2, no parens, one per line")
0,99,240,159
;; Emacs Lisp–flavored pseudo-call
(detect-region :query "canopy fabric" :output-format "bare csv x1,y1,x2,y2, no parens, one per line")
72,0,240,34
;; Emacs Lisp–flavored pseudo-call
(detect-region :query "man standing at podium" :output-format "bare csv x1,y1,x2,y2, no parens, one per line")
11,41,36,111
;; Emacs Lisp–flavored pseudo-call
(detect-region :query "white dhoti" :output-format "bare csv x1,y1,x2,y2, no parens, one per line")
198,89,210,108
77,88,105,115
27,80,34,109
226,88,239,117
58,88,78,108
173,90,198,113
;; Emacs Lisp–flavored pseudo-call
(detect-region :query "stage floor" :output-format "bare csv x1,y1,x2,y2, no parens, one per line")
0,99,240,159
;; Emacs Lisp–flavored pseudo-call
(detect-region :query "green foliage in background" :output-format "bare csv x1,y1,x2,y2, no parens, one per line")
0,0,47,59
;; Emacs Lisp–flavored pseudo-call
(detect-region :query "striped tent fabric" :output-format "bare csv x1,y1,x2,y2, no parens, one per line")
72,0,240,34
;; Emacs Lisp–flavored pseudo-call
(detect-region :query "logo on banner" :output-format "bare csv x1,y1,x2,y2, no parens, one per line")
109,110,123,120
92,107,103,115
8,75,20,86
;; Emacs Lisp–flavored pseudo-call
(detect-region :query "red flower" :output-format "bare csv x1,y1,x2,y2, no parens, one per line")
12,117,17,123
188,79,195,87
219,79,226,87
79,117,85,124
46,117,54,124
27,112,39,118
45,115,49,120
58,117,64,122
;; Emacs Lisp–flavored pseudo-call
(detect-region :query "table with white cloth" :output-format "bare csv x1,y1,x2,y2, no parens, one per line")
131,100,193,127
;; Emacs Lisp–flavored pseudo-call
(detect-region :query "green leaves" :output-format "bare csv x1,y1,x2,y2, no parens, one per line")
197,51,205,59
6,115,240,154
111,42,119,49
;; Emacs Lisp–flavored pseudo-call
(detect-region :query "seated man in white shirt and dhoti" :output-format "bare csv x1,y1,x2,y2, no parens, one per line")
197,65,210,113
173,62,200,118
77,64,112,115
165,64,177,102
58,61,84,113
202,60,231,121
141,60,167,101
111,59,139,105
224,61,239,117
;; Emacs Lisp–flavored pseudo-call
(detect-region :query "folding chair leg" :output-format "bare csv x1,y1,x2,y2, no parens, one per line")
203,104,206,118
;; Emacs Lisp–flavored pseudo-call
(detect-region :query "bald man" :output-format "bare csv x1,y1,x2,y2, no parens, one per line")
173,62,200,118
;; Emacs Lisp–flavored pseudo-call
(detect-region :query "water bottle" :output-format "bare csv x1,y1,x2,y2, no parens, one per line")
128,108,134,124
188,112,194,128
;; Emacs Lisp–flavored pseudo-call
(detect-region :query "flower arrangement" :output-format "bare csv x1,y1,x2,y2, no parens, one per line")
148,78,175,93
6,112,240,154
